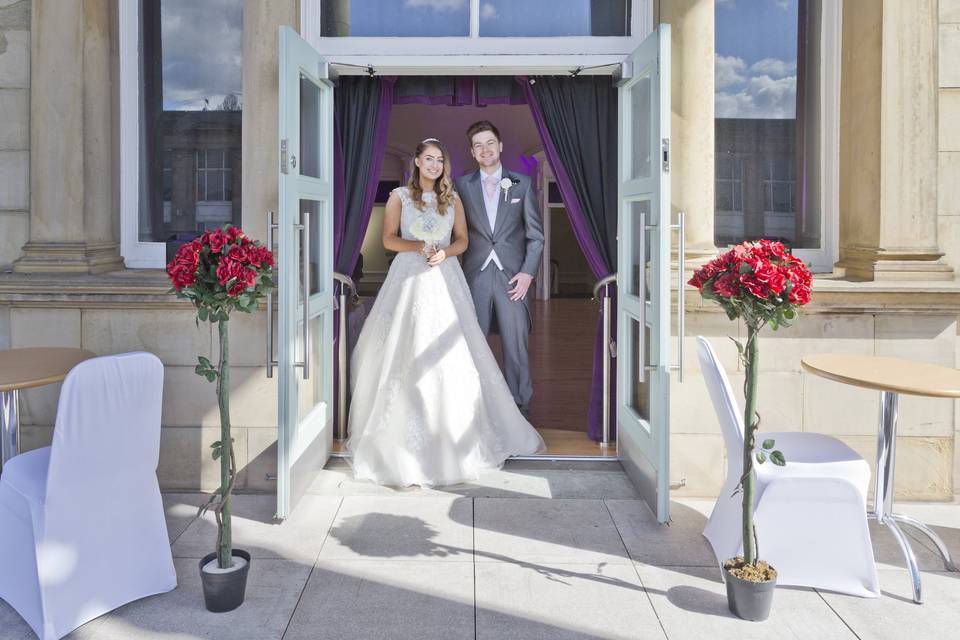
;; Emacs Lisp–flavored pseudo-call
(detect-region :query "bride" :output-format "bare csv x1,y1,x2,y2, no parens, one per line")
347,137,545,487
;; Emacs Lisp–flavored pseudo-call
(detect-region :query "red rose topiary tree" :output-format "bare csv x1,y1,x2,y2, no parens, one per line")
688,239,812,579
168,225,274,570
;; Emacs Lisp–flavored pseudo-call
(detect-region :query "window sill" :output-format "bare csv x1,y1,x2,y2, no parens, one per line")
0,269,181,308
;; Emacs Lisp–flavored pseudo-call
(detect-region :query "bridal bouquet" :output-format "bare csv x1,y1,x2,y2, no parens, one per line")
409,215,448,246
688,239,812,585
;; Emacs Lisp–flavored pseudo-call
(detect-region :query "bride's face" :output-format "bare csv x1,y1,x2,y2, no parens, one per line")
470,131,502,169
416,145,445,181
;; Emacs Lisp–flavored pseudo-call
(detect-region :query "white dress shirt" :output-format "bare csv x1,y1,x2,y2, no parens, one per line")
480,165,504,272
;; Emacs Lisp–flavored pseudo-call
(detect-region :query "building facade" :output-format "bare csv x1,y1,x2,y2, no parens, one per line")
1,0,959,502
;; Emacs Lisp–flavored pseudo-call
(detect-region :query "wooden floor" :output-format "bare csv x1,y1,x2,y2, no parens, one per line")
337,298,610,458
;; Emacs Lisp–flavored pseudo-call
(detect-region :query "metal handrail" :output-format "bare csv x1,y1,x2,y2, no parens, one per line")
333,271,359,441
592,273,618,301
592,272,617,448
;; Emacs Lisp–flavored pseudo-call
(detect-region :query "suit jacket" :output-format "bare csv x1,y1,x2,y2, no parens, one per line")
454,169,545,284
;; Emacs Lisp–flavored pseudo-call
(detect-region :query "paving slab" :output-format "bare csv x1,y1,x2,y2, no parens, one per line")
69,557,312,640
0,600,35,640
161,492,208,544
171,494,341,563
319,496,474,561
474,498,630,565
283,560,475,640
607,499,717,567
312,459,635,500
475,561,665,640
635,564,857,640
819,568,960,640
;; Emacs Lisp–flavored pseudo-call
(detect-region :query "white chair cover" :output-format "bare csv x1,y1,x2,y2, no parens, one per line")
0,352,176,639
696,337,879,597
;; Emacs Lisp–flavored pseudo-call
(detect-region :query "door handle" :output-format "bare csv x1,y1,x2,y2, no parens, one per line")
300,209,311,380
265,210,278,378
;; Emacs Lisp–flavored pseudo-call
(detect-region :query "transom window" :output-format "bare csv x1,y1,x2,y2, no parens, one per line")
319,0,630,37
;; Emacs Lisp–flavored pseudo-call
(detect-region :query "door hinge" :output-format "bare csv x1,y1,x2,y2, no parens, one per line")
661,138,670,174
280,138,289,174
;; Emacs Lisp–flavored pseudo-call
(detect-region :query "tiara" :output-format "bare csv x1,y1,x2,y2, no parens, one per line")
421,137,441,144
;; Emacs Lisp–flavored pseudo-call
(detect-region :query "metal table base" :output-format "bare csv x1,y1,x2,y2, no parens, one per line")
873,391,957,603
1,389,19,470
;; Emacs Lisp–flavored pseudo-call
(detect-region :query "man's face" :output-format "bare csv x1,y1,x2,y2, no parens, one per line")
470,130,502,170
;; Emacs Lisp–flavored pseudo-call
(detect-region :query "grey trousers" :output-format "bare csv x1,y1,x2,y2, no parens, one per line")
470,266,533,408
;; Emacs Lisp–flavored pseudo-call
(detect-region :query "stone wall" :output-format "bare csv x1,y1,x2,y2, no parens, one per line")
0,0,29,269
940,2,960,273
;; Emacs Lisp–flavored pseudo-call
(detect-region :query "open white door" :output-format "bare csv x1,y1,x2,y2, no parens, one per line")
617,24,672,523
275,26,334,519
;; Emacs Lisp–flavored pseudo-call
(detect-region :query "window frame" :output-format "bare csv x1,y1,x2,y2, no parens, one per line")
712,0,841,273
302,0,652,73
120,0,165,268
119,1,244,269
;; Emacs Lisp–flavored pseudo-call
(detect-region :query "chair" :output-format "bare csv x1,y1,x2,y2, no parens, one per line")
0,352,176,639
696,337,879,597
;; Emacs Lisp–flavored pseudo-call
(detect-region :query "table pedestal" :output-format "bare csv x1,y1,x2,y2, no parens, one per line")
871,391,957,603
1,389,18,469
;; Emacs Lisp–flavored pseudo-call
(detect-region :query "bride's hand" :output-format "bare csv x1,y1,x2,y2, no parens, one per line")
427,249,446,267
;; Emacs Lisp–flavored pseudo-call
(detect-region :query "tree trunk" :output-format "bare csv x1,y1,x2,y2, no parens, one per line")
742,324,760,565
217,316,233,569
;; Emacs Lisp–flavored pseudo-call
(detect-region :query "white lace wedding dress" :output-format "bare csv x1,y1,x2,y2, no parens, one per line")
347,187,545,486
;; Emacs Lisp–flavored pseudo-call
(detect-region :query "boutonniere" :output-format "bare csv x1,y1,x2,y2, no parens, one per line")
500,177,517,202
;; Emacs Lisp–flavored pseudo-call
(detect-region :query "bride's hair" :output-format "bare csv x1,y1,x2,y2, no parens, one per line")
407,139,455,215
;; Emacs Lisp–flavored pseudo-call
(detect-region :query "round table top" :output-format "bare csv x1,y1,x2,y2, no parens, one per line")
801,353,960,398
0,348,98,392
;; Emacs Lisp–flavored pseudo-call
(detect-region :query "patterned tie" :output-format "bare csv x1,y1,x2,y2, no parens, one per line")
483,175,499,201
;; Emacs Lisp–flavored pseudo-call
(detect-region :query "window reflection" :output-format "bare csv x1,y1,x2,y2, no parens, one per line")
480,0,629,37
714,0,822,249
140,0,243,244
321,0,470,37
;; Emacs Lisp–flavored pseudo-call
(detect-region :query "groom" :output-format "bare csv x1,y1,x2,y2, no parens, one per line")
455,120,544,416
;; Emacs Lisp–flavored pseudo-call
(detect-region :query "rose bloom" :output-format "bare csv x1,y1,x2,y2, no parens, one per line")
712,273,741,298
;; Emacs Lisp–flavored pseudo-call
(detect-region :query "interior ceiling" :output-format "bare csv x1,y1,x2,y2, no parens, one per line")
385,103,543,179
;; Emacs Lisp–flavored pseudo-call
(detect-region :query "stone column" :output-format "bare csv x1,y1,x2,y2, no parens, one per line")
241,0,299,242
658,0,717,264
14,0,123,274
836,0,952,280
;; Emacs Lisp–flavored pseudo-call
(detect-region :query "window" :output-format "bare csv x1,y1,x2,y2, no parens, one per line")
320,0,630,38
714,0,839,271
480,0,629,37
120,0,244,267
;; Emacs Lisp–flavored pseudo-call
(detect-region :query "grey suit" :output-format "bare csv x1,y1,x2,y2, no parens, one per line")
455,169,544,409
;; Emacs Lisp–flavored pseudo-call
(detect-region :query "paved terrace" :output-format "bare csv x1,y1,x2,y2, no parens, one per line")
2,460,960,639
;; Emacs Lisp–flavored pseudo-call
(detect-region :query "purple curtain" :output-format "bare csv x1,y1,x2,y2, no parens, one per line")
522,76,619,442
333,76,395,426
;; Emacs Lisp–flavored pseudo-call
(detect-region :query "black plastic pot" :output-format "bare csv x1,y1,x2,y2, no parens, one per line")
199,549,251,613
724,566,776,621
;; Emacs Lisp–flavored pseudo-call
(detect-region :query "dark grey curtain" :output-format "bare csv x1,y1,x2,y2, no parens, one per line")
527,76,618,270
334,76,393,274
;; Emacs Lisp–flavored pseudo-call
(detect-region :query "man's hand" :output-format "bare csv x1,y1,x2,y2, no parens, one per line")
508,272,534,301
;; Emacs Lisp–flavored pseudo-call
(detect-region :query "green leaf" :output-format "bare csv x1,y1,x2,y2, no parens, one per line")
205,371,217,383
755,451,767,464
762,439,775,450
770,450,786,466
198,307,208,322
212,448,222,460
198,356,212,368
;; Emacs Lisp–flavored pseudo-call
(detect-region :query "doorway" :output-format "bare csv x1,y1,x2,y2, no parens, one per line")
341,98,611,459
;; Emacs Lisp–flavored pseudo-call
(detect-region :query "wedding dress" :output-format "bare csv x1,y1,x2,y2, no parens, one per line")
347,187,545,486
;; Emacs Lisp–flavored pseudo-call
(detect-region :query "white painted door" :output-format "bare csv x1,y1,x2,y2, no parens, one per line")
276,26,334,519
617,24,672,523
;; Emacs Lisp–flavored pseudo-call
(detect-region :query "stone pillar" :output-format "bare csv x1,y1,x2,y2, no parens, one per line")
14,0,123,274
836,0,952,281
241,0,299,243
658,0,716,263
